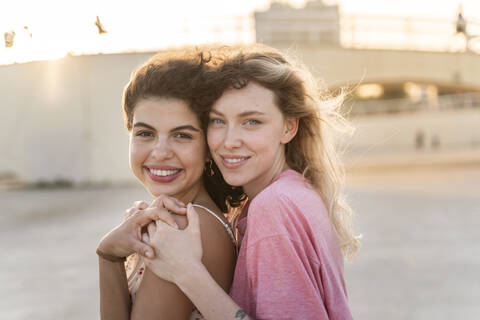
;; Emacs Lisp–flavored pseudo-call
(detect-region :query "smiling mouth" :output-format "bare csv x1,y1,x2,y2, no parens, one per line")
147,168,182,177
221,156,251,169
223,157,249,164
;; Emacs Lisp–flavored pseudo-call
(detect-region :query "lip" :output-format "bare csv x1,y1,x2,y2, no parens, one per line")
220,155,250,169
144,165,183,183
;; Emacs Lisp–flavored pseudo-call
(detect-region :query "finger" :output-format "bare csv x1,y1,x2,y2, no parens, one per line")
175,198,185,207
142,232,150,244
147,221,156,237
135,209,156,227
138,208,179,229
186,203,201,234
151,194,186,209
124,207,137,220
162,196,187,215
131,238,155,258
150,195,165,208
133,200,149,210
155,217,173,230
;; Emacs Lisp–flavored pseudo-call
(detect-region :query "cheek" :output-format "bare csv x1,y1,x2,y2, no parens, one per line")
182,142,207,171
254,129,284,153
206,129,220,151
129,142,147,167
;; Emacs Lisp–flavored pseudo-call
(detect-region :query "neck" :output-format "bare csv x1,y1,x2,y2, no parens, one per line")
244,152,289,199
172,183,204,205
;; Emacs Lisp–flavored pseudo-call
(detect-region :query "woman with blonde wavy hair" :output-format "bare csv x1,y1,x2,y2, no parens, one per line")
142,44,360,320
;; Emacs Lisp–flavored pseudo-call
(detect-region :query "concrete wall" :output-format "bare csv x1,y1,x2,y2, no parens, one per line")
348,109,480,154
1,48,478,185
276,45,480,90
0,52,155,184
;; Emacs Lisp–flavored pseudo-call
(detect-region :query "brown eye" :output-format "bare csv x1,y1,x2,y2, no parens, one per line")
136,131,153,137
173,132,193,139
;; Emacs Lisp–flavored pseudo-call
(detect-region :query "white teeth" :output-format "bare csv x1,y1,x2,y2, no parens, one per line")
224,158,247,163
149,169,180,177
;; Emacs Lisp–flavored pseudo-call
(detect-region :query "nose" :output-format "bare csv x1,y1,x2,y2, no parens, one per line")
223,126,242,150
151,138,174,160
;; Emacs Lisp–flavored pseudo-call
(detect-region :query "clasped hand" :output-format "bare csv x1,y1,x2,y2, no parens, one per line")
143,203,204,284
97,195,187,259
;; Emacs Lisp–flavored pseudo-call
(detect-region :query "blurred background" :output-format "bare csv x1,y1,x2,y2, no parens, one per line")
1,0,479,319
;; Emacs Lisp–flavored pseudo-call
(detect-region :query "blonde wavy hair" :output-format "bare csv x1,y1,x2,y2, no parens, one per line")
203,44,360,259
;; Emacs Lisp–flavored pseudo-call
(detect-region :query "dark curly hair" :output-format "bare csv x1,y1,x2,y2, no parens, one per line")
122,47,245,212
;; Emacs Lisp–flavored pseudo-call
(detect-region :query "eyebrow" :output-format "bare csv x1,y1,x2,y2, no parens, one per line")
171,125,200,132
133,122,200,132
133,122,155,131
210,109,266,117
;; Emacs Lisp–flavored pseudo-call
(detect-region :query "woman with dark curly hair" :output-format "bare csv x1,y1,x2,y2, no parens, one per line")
96,48,242,320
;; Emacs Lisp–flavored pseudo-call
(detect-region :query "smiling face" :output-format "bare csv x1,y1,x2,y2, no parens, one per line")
129,97,206,202
207,82,298,198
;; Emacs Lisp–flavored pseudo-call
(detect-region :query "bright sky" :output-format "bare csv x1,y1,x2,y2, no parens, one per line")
0,0,479,65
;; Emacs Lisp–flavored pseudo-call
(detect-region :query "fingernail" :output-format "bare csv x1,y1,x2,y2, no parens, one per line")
145,251,153,258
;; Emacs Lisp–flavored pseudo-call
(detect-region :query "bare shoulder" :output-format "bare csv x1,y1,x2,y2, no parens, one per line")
194,205,235,256
193,205,236,292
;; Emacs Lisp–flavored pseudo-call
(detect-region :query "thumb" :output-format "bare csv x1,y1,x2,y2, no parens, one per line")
132,239,155,259
186,203,200,234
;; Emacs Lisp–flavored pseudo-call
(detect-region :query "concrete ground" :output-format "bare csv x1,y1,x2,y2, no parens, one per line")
1,166,479,320
345,167,480,319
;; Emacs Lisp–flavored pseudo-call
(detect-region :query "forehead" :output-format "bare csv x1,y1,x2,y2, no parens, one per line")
133,97,200,127
212,82,279,115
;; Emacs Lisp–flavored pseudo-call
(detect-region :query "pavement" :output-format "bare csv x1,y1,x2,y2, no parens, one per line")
1,165,479,320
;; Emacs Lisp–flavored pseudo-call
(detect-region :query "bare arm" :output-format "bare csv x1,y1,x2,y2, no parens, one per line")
131,206,236,319
176,263,251,320
98,258,131,320
98,199,186,320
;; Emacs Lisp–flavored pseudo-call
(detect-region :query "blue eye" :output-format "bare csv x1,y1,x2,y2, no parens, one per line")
210,118,225,125
245,119,260,126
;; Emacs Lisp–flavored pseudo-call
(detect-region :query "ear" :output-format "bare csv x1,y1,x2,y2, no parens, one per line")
280,117,298,144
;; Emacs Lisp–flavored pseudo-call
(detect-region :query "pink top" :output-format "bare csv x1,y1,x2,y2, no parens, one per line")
229,170,352,320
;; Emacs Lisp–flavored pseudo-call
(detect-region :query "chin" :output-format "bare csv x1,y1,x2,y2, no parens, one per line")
145,184,173,198
222,175,247,188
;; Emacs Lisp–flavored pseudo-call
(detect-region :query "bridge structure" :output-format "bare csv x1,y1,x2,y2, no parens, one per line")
255,0,480,95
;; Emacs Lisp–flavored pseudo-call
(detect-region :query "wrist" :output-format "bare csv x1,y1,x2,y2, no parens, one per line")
97,236,126,259
175,262,208,292
96,247,127,263
97,237,114,255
